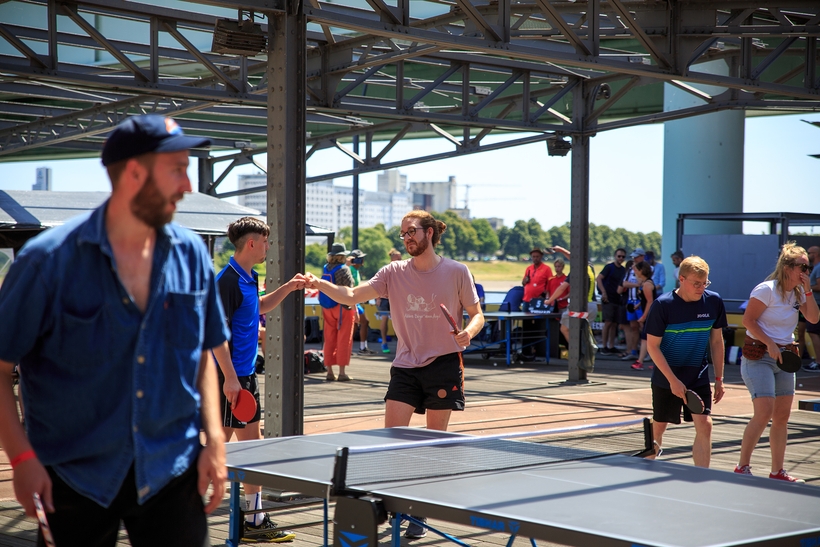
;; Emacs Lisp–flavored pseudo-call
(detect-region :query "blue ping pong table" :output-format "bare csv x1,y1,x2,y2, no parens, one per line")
226,427,820,547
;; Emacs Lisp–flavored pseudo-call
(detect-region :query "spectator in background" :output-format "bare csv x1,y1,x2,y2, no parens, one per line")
348,249,376,356
472,273,486,311
671,250,684,289
546,258,569,313
378,248,403,354
804,246,820,372
619,248,647,361
597,248,627,354
546,246,599,347
521,248,553,312
629,260,656,371
321,243,356,381
646,251,665,298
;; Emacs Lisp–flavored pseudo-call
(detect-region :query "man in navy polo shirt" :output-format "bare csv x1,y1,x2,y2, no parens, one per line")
645,256,727,468
213,216,303,542
0,115,228,546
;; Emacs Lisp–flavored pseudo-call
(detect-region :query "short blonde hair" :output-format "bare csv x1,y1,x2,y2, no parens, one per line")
554,258,565,267
678,256,709,279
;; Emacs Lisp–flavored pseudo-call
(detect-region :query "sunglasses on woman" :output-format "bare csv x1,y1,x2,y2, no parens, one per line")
791,262,810,273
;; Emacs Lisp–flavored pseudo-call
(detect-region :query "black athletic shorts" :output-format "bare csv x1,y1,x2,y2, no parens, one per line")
218,369,261,428
652,382,711,424
385,352,464,414
602,301,619,323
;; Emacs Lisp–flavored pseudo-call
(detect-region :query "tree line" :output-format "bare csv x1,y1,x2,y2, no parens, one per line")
302,214,662,278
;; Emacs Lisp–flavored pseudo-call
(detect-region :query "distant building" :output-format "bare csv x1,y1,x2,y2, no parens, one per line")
236,173,413,233
377,169,407,193
33,167,52,191
237,173,266,211
485,217,504,230
409,176,457,213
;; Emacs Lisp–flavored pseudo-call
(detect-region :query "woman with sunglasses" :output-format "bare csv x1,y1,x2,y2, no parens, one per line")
735,242,819,482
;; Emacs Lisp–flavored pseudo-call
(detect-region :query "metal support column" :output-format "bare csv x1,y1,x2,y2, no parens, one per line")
352,134,359,249
567,83,591,383
265,4,306,437
198,157,213,194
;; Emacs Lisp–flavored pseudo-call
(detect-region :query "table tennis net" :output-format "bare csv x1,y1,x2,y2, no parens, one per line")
333,419,652,492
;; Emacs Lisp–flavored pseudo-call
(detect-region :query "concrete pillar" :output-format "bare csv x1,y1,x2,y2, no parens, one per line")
662,59,744,291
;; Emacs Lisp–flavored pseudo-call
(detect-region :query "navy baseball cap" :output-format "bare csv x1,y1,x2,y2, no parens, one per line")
101,115,210,166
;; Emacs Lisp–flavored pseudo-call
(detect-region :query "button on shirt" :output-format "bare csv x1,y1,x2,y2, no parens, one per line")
0,202,229,507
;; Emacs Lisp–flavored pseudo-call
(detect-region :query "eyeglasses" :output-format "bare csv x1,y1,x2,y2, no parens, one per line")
615,255,625,259
399,227,418,240
791,262,810,273
684,277,711,289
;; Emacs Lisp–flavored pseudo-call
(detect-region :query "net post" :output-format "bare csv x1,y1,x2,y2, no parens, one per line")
331,447,349,495
633,417,655,458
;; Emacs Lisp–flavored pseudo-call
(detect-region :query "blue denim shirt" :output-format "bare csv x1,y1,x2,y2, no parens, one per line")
0,201,229,507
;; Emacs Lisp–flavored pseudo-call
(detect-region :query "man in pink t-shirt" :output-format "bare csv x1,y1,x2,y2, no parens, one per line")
306,211,484,432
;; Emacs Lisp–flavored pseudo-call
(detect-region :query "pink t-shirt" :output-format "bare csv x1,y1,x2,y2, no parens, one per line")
368,257,480,368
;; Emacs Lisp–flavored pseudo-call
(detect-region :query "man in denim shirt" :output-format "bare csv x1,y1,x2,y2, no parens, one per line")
0,115,230,546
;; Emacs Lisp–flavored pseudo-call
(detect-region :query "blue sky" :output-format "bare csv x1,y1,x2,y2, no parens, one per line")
1,112,818,235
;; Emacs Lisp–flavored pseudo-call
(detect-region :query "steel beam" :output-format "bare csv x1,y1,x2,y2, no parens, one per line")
264,4,306,438
567,81,591,384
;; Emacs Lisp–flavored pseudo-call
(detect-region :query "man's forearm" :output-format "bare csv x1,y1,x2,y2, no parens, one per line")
0,361,33,460
464,312,485,339
316,278,358,306
260,280,297,315
211,342,238,382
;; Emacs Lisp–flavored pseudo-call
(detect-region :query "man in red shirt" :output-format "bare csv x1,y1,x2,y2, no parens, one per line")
522,248,553,312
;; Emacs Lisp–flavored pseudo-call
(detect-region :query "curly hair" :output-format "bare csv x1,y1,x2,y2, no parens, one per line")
402,210,447,246
767,241,807,300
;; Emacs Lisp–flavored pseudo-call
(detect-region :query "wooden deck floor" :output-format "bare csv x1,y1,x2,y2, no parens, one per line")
2,347,819,546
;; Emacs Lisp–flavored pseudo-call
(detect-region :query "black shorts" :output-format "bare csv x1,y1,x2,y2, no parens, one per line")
617,304,628,325
652,383,711,424
602,301,619,323
385,352,464,414
42,464,207,547
807,317,820,335
218,370,261,428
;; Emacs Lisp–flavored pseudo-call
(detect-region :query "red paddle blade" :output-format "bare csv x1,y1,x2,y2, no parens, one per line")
439,303,459,333
232,389,257,422
779,350,802,373
685,390,705,414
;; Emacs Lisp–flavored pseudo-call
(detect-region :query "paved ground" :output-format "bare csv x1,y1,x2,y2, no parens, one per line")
2,343,819,546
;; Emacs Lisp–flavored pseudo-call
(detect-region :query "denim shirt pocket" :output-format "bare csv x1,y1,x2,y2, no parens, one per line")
58,306,110,367
165,291,206,351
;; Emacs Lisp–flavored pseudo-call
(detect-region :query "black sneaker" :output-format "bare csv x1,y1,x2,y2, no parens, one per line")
803,360,820,373
357,347,377,356
404,516,427,539
243,514,296,543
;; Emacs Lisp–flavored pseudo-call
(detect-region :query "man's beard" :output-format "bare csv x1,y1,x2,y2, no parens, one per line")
131,174,179,229
406,234,430,257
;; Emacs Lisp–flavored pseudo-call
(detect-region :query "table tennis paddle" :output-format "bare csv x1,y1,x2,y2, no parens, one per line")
232,388,257,423
778,349,802,373
440,303,460,334
33,493,56,547
684,390,705,414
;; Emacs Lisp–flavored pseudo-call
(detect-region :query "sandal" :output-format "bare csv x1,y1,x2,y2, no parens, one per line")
338,373,352,382
326,370,336,381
